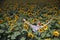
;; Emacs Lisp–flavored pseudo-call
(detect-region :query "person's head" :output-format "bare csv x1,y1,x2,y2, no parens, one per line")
37,21,41,26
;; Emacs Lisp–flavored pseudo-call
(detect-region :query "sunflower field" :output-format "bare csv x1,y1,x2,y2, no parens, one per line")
0,0,60,40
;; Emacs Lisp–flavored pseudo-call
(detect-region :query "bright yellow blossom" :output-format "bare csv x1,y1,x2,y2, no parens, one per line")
58,21,60,24
43,14,48,17
53,31,59,37
53,18,57,20
46,20,48,22
28,13,33,16
18,9,24,13
53,7,58,10
10,23,14,27
45,38,51,40
43,25,48,30
9,22,15,31
0,20,3,24
38,28,44,33
28,32,35,38
10,26,14,31
23,23,29,30
8,21,12,25
29,5,35,9
15,15,19,20
5,17,11,21
32,18,38,23
14,15,19,23
3,14,7,18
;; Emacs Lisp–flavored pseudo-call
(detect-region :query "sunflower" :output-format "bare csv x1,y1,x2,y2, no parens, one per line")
43,25,48,31
53,31,59,37
28,12,33,16
14,15,19,23
9,22,15,31
44,38,51,40
13,3,18,10
5,17,11,21
10,23,14,27
32,18,38,23
38,17,42,20
46,20,48,22
28,32,35,38
53,18,57,20
18,8,24,13
29,5,35,9
38,28,44,33
23,23,29,30
0,20,3,24
43,14,48,17
53,7,58,10
58,21,60,24
10,26,14,31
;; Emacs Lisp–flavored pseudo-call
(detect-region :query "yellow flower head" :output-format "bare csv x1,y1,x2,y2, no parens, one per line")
38,28,44,33
28,13,33,16
15,15,19,20
58,21,60,24
53,31,59,37
53,7,58,10
0,20,3,24
9,23,15,31
28,32,35,38
29,5,35,9
43,26,48,30
10,23,14,27
23,23,29,30
10,26,14,31
5,17,11,21
53,18,57,20
14,15,19,23
46,20,48,22
45,38,51,40
32,18,37,22
18,9,24,13
43,14,48,17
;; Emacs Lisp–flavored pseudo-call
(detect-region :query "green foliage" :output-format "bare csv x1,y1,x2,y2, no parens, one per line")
0,0,60,40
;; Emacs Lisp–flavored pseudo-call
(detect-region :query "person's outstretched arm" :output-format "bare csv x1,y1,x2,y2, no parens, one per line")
23,19,36,28
43,18,53,27
23,19,30,24
23,19,32,26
